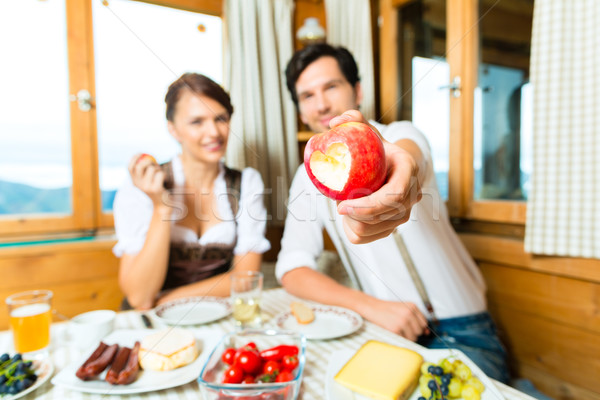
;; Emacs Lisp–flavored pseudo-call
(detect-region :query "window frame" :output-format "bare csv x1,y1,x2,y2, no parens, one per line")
379,0,527,225
0,0,223,240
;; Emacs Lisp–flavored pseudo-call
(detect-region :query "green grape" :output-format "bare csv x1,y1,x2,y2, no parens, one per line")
454,363,472,381
419,381,433,398
438,358,454,374
466,377,485,393
420,361,435,375
447,377,463,398
461,384,482,400
420,373,434,385
451,359,463,370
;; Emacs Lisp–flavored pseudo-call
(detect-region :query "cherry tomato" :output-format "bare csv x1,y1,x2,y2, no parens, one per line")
243,342,258,350
234,349,262,374
281,354,299,371
262,360,280,375
223,365,244,384
259,345,299,361
275,370,295,382
221,348,237,365
241,375,255,384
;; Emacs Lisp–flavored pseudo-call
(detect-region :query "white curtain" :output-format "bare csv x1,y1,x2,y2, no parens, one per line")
324,0,375,120
223,0,298,225
524,0,600,258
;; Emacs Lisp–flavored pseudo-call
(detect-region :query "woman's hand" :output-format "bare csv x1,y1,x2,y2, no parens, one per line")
128,153,165,206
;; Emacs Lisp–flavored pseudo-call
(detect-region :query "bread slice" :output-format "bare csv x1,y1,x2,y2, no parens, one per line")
290,301,315,324
138,328,198,371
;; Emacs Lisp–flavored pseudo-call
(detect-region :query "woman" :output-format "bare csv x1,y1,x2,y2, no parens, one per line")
112,73,270,310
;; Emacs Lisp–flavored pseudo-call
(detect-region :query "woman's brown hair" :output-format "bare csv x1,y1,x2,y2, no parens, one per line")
165,73,234,121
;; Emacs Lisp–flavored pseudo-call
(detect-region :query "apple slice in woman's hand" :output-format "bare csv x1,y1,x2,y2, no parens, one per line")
304,122,386,200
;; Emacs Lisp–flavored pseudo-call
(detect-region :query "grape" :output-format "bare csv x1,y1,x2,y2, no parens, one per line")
16,362,26,375
7,385,19,395
14,379,25,392
419,381,433,398
466,377,485,393
418,397,426,400
0,354,9,363
448,377,462,398
461,384,482,400
421,362,435,375
427,379,438,391
438,358,454,374
420,373,434,385
22,378,33,389
11,354,22,363
441,373,452,385
432,366,444,376
440,384,449,396
454,363,472,380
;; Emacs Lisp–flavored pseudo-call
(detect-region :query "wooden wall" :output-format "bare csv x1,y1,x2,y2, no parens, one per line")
459,233,600,400
0,240,122,330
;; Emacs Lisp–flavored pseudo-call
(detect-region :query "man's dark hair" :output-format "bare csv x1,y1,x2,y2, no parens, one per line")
285,43,360,108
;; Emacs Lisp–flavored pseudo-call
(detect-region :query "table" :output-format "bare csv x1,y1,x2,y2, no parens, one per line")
1,288,535,399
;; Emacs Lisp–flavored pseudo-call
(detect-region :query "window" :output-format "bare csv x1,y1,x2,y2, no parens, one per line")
92,0,222,215
380,0,533,224
0,0,223,239
0,0,72,216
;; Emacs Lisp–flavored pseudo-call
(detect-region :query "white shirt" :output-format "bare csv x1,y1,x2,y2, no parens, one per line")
276,121,486,319
113,156,271,257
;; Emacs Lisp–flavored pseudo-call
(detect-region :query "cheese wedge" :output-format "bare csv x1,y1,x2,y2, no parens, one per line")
334,340,423,400
139,328,198,371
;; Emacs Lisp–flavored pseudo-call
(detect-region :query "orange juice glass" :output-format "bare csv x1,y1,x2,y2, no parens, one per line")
6,290,53,354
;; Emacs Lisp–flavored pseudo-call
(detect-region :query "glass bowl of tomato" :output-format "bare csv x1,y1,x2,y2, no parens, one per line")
198,329,306,400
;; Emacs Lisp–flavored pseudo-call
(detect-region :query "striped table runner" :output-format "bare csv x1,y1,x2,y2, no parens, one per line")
0,288,532,399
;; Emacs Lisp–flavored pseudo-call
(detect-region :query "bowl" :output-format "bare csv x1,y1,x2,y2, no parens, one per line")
198,329,306,400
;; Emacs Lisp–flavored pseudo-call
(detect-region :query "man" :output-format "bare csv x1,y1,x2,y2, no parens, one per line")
276,43,509,383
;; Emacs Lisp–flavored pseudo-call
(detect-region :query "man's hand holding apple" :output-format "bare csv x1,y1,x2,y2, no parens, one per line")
304,110,424,244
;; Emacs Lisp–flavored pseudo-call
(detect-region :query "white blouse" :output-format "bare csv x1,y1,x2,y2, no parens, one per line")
112,156,271,257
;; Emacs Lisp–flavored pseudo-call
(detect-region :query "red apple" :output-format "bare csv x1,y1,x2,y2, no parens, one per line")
304,122,386,200
136,153,157,165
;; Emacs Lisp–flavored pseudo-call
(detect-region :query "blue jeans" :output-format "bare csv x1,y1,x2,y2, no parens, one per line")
417,312,510,384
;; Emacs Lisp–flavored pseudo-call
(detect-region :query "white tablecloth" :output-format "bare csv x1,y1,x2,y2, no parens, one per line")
0,288,534,399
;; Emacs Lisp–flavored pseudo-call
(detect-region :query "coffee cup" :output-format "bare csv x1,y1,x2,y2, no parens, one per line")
69,310,116,349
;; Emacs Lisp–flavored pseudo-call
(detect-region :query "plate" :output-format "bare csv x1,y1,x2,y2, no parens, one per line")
274,305,362,340
325,347,506,400
153,296,232,325
51,328,220,395
5,358,54,400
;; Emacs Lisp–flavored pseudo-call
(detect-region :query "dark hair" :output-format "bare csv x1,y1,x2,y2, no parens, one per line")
285,43,360,107
165,73,234,122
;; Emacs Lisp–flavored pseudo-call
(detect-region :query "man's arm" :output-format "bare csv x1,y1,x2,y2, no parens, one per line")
329,110,426,244
281,267,428,341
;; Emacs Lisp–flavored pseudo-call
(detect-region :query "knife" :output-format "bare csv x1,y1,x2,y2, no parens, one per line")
141,313,154,329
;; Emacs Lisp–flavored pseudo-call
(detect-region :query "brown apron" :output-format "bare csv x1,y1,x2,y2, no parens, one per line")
161,161,242,290
121,162,241,310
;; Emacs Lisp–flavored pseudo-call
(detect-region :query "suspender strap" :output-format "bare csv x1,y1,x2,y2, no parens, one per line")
327,201,363,291
392,230,439,324
326,197,438,324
